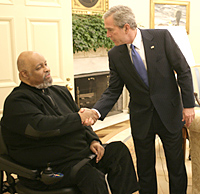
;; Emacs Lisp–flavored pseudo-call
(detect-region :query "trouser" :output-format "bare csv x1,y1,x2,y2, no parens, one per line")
75,141,140,194
133,109,187,194
20,141,139,194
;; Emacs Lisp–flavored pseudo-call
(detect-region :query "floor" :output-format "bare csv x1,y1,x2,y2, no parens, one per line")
3,120,191,194
95,120,192,194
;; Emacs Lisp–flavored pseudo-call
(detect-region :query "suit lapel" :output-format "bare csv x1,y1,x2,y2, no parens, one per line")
140,30,158,88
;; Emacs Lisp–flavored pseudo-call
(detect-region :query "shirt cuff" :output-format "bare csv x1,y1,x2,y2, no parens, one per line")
92,108,101,118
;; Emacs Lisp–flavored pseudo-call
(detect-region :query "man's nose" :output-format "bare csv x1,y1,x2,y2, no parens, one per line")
44,65,50,72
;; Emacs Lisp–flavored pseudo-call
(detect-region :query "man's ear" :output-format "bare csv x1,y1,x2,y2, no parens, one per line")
124,23,130,33
20,70,29,79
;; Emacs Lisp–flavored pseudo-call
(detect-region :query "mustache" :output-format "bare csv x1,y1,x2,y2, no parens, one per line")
44,72,50,79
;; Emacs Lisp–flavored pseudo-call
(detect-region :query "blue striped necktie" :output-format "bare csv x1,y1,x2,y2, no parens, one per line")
131,44,149,87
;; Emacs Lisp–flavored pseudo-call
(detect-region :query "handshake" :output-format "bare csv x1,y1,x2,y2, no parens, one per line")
78,108,99,126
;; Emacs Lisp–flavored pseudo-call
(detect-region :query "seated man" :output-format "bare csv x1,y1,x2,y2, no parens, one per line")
0,51,139,194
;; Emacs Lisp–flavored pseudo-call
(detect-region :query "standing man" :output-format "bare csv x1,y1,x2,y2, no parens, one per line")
93,5,195,194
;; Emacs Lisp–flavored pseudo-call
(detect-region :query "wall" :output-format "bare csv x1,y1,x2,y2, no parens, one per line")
0,0,74,118
109,0,200,65
189,0,200,65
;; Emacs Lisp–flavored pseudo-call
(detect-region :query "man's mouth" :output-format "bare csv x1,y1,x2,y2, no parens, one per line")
45,73,51,78
44,73,51,81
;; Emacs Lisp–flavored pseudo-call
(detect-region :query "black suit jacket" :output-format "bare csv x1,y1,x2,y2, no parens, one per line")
93,29,195,139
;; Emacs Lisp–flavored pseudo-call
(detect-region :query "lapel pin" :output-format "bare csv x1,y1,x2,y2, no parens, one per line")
151,45,155,49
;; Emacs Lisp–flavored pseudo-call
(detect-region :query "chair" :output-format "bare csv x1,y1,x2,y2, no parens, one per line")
182,124,189,161
180,65,200,161
0,125,95,194
191,65,200,107
182,65,200,161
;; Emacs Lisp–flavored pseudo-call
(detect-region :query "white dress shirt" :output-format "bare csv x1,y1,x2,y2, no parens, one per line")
127,28,147,69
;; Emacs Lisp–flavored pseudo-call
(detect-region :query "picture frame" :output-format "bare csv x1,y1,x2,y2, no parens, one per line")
72,0,109,14
150,0,190,34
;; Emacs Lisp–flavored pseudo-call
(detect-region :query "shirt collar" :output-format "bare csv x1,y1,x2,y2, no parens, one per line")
127,28,142,50
20,81,50,94
132,28,142,50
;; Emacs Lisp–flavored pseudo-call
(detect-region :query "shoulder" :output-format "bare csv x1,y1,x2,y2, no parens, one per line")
50,85,73,97
108,44,127,56
3,85,36,108
140,28,169,34
50,85,70,93
6,85,31,99
140,28,172,39
50,85,67,91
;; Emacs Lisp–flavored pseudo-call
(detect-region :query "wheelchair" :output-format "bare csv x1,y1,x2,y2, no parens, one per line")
0,125,96,194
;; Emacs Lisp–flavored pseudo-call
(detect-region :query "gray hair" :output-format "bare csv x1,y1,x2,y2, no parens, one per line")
103,5,137,29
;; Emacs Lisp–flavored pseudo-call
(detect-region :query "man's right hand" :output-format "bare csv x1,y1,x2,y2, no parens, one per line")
78,108,99,126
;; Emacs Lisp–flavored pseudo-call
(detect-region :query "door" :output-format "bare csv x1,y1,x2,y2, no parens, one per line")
0,0,74,117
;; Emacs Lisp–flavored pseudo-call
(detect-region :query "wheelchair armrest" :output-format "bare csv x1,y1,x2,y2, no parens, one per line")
194,92,200,106
70,145,107,182
0,144,108,185
70,153,96,182
0,154,39,180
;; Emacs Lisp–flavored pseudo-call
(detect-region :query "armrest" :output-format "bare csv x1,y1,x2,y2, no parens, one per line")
0,153,97,185
0,154,39,180
194,92,200,106
70,153,96,182
0,144,107,184
70,144,107,182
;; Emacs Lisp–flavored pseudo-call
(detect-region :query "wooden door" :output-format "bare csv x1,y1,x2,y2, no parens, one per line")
0,0,74,117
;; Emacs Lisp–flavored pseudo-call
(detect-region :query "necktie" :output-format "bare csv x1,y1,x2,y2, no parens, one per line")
131,44,149,87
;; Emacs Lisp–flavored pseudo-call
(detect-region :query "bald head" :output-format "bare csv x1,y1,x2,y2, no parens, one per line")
17,51,39,72
17,51,52,89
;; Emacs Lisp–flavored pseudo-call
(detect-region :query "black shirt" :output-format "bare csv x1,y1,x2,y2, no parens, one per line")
1,82,100,168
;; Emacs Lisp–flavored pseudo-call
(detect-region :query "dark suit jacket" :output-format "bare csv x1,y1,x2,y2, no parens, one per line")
93,29,195,139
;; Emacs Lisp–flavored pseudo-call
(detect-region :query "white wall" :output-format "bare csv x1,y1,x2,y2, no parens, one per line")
189,0,200,65
109,0,150,28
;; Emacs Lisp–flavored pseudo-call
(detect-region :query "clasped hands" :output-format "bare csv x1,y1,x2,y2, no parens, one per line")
78,108,99,126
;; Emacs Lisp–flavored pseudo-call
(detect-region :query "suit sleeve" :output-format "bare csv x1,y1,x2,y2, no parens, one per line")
93,50,124,120
62,87,101,144
164,30,195,108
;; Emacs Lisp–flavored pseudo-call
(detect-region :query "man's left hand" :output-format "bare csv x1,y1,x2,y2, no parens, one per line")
90,141,105,163
182,107,195,127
